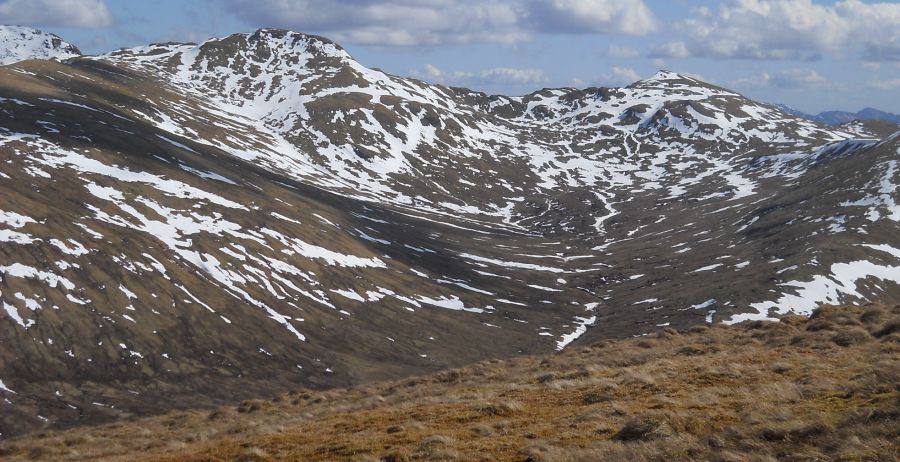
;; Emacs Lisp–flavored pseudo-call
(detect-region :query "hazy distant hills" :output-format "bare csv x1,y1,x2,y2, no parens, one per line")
774,103,900,126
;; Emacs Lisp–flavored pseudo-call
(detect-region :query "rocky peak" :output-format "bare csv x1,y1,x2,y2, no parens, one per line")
193,28,353,69
627,70,736,96
0,25,80,65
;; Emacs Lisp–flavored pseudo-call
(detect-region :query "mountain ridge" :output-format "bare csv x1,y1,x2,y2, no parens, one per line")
0,27,899,439
774,103,900,127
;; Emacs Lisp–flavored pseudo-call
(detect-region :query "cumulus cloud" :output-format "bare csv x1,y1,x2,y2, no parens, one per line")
732,69,827,89
592,66,642,86
662,0,900,61
476,67,548,85
527,0,655,35
768,69,826,88
0,0,112,28
412,63,548,87
220,0,656,46
416,63,445,80
648,41,690,59
610,66,640,83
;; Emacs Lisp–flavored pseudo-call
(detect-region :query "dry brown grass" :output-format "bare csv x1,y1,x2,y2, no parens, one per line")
1,303,898,462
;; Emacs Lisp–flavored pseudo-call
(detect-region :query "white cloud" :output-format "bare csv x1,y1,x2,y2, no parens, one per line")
769,69,826,88
732,69,827,89
418,63,445,80
570,77,587,87
412,63,547,87
861,62,881,71
664,0,900,61
592,66,642,86
221,0,656,46
528,0,655,35
610,66,640,83
0,0,112,28
648,41,689,59
476,67,548,85
869,79,900,90
605,44,639,58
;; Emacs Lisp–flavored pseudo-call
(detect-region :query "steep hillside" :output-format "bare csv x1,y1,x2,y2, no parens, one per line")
1,303,896,461
1,29,899,438
839,119,900,138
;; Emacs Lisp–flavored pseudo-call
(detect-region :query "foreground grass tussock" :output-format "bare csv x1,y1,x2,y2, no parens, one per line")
1,303,898,462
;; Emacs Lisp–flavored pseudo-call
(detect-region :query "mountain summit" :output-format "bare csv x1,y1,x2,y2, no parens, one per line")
0,29,898,437
0,25,80,65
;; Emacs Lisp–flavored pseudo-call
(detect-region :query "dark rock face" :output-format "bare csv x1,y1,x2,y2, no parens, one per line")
0,29,898,437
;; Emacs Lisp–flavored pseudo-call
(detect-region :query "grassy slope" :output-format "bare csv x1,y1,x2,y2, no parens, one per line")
1,303,898,462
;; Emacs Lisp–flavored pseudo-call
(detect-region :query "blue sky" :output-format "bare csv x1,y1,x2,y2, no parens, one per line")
2,0,899,113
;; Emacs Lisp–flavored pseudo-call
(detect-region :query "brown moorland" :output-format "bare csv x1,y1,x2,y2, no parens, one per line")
1,303,897,462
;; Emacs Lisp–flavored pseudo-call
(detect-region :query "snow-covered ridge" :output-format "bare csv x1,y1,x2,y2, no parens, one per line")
101,28,465,122
95,32,861,226
0,25,80,66
3,28,892,339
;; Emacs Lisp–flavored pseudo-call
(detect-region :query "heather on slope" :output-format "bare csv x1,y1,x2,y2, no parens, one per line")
2,303,897,462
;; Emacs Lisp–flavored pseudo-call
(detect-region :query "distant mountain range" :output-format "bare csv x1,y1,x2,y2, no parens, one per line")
774,104,900,126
